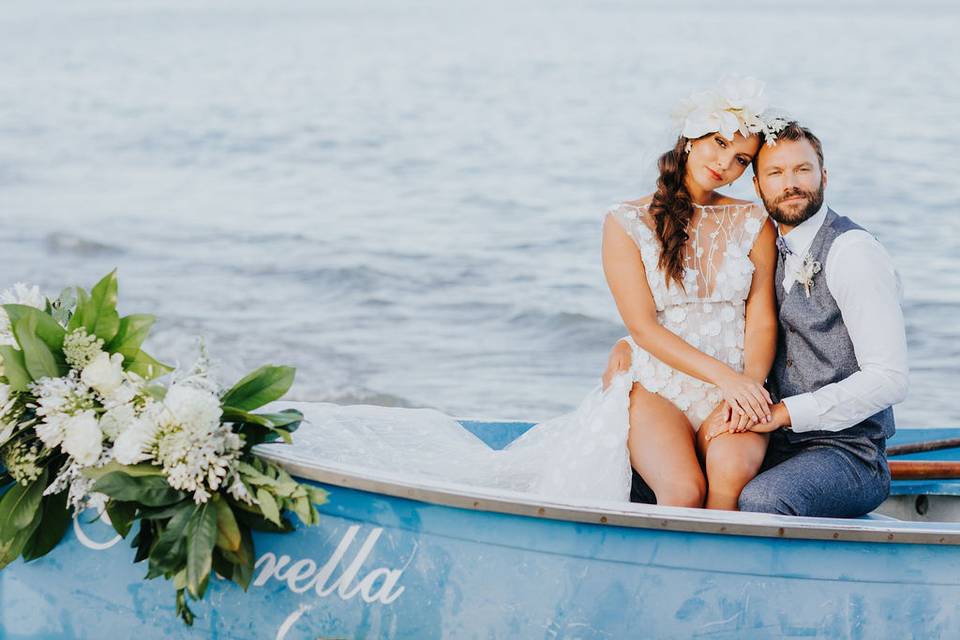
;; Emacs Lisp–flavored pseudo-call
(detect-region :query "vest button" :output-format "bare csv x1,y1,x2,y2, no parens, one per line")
786,358,794,367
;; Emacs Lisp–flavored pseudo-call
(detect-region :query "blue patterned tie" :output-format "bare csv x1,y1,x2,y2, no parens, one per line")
776,235,793,257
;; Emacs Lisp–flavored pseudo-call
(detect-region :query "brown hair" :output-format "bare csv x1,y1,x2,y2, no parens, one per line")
649,136,695,289
753,122,824,173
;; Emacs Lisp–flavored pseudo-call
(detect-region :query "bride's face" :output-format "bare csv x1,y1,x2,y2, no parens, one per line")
685,132,760,191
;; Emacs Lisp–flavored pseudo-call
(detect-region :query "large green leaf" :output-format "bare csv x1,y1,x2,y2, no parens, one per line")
185,501,217,598
1,304,65,352
85,270,121,343
255,487,281,526
93,472,186,507
125,349,174,381
148,504,194,578
105,314,156,360
14,316,64,380
221,365,296,412
0,346,31,391
0,470,48,539
22,489,70,561
0,507,41,569
106,501,138,538
82,461,163,482
222,408,303,445
214,496,241,553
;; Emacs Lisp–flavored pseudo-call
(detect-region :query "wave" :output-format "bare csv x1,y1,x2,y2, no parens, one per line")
45,233,124,256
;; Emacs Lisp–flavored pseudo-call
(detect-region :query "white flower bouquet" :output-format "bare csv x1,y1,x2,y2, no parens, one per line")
0,271,327,625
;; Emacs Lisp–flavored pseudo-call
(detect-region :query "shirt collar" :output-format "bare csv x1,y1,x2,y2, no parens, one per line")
778,202,828,257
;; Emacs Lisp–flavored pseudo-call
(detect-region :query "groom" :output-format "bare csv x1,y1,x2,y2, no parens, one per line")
629,122,909,517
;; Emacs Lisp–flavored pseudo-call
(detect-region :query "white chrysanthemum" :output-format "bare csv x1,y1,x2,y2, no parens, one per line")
99,403,136,441
80,352,125,399
113,405,162,464
63,328,105,370
31,373,96,449
0,283,46,347
61,410,103,466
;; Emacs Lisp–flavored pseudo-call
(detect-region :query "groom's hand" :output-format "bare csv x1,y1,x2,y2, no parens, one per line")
745,402,790,433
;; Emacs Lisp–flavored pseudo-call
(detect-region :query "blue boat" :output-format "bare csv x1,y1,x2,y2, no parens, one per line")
2,422,960,639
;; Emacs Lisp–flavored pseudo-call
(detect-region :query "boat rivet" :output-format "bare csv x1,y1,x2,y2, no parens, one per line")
600,516,608,523
719,526,726,532
472,501,479,508
538,508,545,515
661,520,668,527
778,528,785,536
887,534,894,541
833,533,839,539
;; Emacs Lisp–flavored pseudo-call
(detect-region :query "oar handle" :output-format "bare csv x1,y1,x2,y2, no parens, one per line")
887,437,960,457
889,460,960,480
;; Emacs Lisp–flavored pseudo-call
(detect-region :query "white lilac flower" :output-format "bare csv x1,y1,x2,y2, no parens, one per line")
150,383,241,503
45,460,104,512
61,410,103,466
31,372,96,449
80,352,125,399
63,328,105,370
1,439,44,485
0,283,46,348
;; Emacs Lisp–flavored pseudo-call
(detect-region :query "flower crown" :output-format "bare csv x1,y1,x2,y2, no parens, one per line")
672,76,789,146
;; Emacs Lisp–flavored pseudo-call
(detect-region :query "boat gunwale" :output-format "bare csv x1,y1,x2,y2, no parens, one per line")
258,447,960,546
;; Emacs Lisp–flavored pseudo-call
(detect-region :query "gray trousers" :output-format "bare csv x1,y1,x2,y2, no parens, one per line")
738,431,891,517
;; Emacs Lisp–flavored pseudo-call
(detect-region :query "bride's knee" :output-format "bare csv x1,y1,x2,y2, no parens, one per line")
656,478,706,508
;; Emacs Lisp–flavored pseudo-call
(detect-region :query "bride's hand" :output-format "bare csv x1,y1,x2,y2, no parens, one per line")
716,371,772,424
602,339,633,390
702,402,733,442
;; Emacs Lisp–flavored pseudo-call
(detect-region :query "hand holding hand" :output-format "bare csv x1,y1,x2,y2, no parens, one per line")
716,371,772,424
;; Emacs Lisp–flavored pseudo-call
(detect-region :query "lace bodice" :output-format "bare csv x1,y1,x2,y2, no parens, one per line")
607,201,768,426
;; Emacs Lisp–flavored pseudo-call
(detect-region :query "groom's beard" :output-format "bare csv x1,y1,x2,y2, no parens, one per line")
759,180,825,226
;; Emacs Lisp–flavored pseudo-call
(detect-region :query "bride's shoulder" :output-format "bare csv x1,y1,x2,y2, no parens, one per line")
607,194,654,217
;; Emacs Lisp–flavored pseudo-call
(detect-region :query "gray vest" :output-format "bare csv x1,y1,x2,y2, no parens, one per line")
769,208,895,443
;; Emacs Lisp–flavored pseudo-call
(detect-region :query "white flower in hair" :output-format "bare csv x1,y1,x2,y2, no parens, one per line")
673,75,789,145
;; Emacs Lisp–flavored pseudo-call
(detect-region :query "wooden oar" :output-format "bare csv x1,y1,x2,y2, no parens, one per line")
887,437,960,457
890,460,960,480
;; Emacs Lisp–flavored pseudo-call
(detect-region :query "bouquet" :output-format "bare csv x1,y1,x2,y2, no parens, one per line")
0,271,327,624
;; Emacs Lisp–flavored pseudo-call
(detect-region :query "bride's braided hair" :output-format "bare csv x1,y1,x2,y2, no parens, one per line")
649,136,695,289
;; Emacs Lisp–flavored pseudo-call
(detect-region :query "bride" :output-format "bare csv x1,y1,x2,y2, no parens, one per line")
287,77,785,509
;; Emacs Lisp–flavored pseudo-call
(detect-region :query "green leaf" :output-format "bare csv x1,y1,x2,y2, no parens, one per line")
221,365,296,412
82,461,163,482
218,525,255,590
255,487,281,526
214,496,241,552
93,472,186,507
148,504,194,577
1,304,65,352
0,346,31,391
22,489,70,561
185,501,217,598
106,501,137,538
105,314,156,360
66,287,90,333
13,316,64,380
125,349,174,381
0,470,48,539
85,270,121,343
0,507,42,569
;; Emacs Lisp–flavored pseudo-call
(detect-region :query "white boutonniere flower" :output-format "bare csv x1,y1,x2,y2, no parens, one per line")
795,254,822,298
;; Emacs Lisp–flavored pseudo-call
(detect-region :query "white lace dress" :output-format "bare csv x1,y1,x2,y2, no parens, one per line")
281,202,767,504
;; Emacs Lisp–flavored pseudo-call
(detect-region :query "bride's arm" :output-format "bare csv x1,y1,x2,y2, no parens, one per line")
742,219,779,384
602,214,771,422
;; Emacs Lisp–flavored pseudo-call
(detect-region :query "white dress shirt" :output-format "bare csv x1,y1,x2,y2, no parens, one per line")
777,204,909,433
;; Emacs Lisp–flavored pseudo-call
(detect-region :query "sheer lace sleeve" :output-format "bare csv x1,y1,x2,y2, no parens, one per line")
605,203,655,252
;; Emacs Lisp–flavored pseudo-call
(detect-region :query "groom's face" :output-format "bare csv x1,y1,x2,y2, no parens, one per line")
753,139,827,227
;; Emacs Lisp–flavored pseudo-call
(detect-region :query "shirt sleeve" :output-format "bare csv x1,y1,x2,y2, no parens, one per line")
783,230,909,433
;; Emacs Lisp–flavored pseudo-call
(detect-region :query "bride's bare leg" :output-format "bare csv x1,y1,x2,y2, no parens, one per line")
627,383,705,508
696,429,768,510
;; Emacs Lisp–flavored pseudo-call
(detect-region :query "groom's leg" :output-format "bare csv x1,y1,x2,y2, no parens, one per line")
738,436,890,517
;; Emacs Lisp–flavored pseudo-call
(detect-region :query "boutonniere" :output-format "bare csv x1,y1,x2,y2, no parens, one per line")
795,254,822,298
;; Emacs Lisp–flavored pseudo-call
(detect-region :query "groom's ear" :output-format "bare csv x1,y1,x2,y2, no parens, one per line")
821,167,828,189
752,174,762,199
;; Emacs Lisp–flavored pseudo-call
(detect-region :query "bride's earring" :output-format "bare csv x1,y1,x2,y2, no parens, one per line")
684,141,692,154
